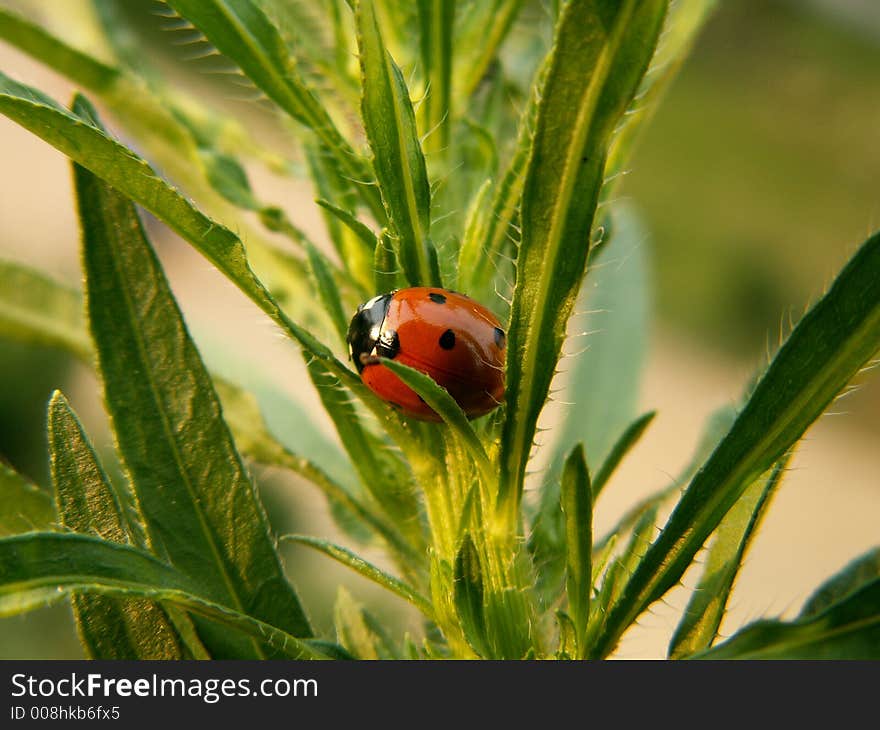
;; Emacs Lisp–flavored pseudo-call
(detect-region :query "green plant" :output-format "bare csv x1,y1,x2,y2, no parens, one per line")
0,0,878,660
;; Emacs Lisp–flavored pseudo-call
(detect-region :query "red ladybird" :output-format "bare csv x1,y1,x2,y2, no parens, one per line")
346,287,506,421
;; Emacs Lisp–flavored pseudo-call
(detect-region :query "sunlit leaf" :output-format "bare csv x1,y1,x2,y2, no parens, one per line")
48,391,188,659
669,455,790,659
592,230,880,658
75,160,310,657
499,0,667,521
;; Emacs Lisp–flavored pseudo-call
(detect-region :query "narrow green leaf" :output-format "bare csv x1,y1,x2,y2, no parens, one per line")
560,444,592,658
0,81,423,464
0,260,91,362
282,535,432,618
455,178,493,289
669,456,790,659
604,0,719,200
416,0,455,154
305,242,349,345
586,506,658,649
0,462,54,537
457,81,537,302
693,579,880,660
211,377,412,558
306,145,374,292
454,534,489,657
357,0,439,287
529,409,654,607
594,404,738,552
800,548,880,620
305,358,424,547
0,258,377,552
374,229,401,294
0,79,273,321
0,8,118,90
0,8,291,226
499,0,667,519
316,199,379,254
48,391,186,660
454,0,525,99
592,411,656,499
166,0,384,221
333,586,395,659
555,610,577,659
75,162,311,656
592,230,880,658
0,532,325,659
543,204,651,488
380,358,495,489
360,608,402,659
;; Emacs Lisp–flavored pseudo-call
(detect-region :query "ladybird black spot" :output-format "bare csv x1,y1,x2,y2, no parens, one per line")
376,329,400,359
428,292,447,304
439,329,456,350
494,327,506,349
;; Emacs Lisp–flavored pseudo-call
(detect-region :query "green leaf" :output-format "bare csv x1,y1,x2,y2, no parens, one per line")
0,462,54,537
560,444,592,659
333,586,395,659
537,205,651,507
528,409,654,609
0,7,290,230
211,377,411,557
0,257,377,554
0,260,91,362
0,79,276,321
592,229,880,658
380,358,495,489
499,0,667,519
165,0,384,221
305,358,424,548
75,161,311,656
457,80,537,304
453,534,489,657
357,0,439,288
592,411,656,499
283,535,432,617
586,506,658,649
0,7,119,91
669,456,790,659
800,548,880,620
416,0,455,154
306,146,374,293
305,241,350,346
374,229,401,294
594,404,738,551
0,532,325,659
692,579,880,660
0,81,401,449
604,0,719,200
454,0,525,99
315,199,379,255
48,391,186,660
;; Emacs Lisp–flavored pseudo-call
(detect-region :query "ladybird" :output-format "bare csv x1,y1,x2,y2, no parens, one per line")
346,287,506,421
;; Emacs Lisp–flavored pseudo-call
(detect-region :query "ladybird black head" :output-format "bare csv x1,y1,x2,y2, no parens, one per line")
347,293,392,374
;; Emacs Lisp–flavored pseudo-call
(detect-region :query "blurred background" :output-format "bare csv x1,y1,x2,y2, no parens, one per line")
0,0,878,658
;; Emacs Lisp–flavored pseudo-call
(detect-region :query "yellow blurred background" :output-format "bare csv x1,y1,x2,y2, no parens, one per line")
0,0,877,658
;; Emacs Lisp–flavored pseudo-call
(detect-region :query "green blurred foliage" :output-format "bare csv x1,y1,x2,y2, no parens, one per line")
624,0,880,356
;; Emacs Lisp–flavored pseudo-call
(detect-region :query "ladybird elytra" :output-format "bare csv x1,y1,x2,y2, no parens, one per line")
346,287,506,421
